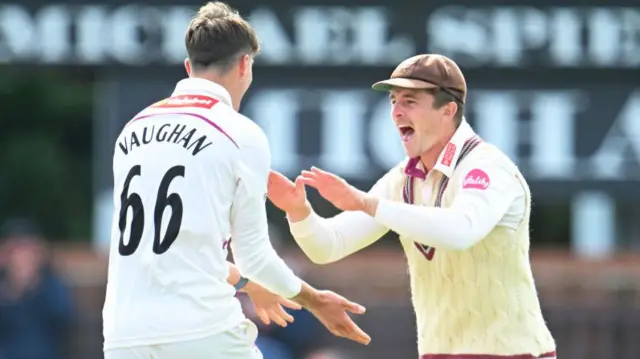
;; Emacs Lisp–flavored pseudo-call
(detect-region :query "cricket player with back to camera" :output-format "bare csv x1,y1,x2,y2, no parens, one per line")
268,54,558,359
102,2,371,359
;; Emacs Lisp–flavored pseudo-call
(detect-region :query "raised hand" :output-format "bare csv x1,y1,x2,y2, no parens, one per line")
267,170,311,220
298,167,367,212
304,290,371,345
243,281,302,327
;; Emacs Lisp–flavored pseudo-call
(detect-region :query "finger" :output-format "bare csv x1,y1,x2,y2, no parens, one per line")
268,171,294,188
275,305,295,323
310,166,330,175
344,324,371,345
311,166,341,180
269,170,290,181
333,320,370,346
297,176,319,188
256,309,270,325
294,176,308,194
330,323,370,346
300,170,319,179
268,170,283,184
269,310,288,327
310,167,345,185
343,300,366,315
279,298,302,310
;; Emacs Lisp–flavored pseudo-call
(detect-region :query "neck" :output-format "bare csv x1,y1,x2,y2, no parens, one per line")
419,125,457,171
191,71,241,111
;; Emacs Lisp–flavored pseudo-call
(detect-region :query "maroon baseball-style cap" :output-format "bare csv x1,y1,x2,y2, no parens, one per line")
371,54,467,104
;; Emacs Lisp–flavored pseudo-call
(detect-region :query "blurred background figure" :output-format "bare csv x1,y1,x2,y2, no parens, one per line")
304,348,349,359
0,218,74,359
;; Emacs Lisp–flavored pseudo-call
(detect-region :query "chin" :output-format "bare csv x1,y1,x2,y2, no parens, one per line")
402,146,419,158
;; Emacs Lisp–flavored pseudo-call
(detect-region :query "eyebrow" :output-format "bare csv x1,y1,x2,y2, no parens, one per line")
389,92,418,100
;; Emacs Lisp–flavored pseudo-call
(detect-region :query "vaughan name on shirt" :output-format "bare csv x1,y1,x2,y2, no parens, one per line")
118,122,213,156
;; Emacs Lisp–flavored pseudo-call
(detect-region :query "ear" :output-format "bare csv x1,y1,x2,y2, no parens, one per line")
444,101,458,117
184,58,192,77
238,54,251,77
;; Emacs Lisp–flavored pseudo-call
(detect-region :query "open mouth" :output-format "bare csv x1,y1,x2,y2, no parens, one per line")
398,126,415,143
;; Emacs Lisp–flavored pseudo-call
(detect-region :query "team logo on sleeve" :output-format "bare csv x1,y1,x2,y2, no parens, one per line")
462,169,490,190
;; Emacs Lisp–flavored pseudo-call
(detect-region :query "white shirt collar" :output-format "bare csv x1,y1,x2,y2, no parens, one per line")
172,77,234,108
404,118,478,179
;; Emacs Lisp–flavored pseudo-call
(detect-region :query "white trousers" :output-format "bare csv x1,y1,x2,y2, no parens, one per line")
104,320,263,359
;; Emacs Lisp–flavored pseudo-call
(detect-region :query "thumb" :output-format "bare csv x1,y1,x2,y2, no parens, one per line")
294,176,307,196
269,170,291,186
343,300,366,315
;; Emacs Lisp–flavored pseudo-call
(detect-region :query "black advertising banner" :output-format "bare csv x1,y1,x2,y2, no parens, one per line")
2,0,640,199
2,1,639,69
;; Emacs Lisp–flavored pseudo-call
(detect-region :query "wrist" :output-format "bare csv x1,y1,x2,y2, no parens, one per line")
291,282,319,307
234,276,250,292
361,194,379,217
238,279,253,293
286,201,312,223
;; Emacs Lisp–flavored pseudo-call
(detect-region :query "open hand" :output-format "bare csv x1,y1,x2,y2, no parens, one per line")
298,167,367,212
244,282,302,327
267,170,312,222
267,170,308,212
305,290,371,345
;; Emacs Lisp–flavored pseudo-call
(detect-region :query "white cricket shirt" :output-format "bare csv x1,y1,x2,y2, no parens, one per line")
103,78,302,350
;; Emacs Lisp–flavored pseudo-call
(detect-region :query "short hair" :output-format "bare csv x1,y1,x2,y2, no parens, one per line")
426,88,465,127
185,2,260,72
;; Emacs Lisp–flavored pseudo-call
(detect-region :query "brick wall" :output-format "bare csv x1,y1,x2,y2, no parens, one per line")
52,246,640,359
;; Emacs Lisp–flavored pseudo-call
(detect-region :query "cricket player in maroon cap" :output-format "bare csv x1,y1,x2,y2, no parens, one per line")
269,54,557,359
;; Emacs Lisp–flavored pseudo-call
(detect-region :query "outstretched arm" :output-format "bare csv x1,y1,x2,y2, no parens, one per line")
230,127,371,345
230,133,302,298
289,209,389,264
269,171,390,265
297,159,523,251
363,159,522,250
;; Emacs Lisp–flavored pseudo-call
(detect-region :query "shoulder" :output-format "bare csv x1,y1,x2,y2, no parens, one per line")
462,142,519,173
454,142,525,191
217,108,268,150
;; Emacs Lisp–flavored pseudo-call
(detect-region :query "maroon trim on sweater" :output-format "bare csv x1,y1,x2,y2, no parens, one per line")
420,351,556,359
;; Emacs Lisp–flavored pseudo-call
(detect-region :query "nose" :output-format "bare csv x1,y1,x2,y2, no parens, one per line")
392,103,404,120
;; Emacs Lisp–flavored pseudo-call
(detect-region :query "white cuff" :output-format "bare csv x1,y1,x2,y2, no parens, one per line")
288,212,318,237
373,199,395,223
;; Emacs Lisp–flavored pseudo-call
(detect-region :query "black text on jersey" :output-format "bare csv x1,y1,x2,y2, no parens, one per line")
119,123,212,156
118,165,185,256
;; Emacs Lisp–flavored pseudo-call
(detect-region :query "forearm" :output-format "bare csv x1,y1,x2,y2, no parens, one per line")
366,196,484,250
363,157,521,250
227,261,242,287
288,206,388,264
289,212,347,264
233,241,302,299
227,261,274,294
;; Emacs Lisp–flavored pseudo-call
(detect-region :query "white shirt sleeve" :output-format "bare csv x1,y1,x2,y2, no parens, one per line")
374,157,523,250
288,173,391,264
230,128,302,298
